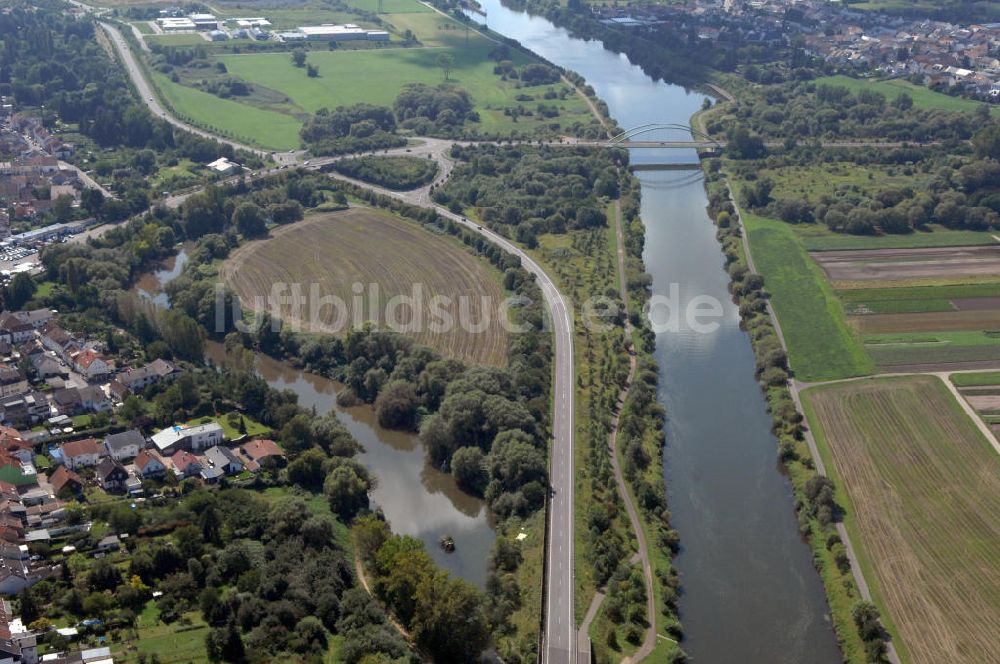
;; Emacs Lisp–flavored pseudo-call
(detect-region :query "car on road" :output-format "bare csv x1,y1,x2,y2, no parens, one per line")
477,225,483,230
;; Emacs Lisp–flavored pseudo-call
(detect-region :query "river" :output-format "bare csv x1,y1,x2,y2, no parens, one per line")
466,2,844,662
136,250,496,587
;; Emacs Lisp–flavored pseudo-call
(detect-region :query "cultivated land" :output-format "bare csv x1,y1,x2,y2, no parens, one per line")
812,245,1000,283
802,245,1000,371
220,208,510,366
952,372,1000,436
814,75,1000,115
803,375,1000,664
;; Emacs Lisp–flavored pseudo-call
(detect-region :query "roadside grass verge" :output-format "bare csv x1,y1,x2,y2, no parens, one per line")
803,374,1000,664
742,211,874,381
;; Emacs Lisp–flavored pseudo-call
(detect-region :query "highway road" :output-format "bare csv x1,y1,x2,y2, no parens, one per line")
98,22,580,659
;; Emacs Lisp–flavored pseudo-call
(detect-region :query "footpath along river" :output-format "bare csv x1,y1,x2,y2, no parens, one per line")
467,2,844,661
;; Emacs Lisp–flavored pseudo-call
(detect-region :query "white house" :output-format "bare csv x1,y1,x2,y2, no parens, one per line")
103,429,145,462
151,422,224,454
59,438,103,470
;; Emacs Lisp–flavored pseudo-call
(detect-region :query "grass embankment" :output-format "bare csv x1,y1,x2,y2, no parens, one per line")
220,207,510,366
802,375,1000,664
814,75,1000,115
741,211,875,381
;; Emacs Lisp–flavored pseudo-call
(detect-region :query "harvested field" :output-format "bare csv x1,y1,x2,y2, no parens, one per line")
803,375,1000,664
865,344,1000,371
221,208,509,366
849,309,1000,334
811,245,1000,282
952,297,1000,311
966,395,1000,410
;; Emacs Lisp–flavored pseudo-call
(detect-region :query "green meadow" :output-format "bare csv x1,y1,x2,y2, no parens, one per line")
814,75,998,115
152,72,303,150
743,211,875,381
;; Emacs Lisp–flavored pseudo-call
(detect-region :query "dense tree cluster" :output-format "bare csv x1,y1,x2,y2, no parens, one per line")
330,156,438,191
300,104,405,155
434,144,625,246
394,83,478,133
354,516,491,662
714,80,989,143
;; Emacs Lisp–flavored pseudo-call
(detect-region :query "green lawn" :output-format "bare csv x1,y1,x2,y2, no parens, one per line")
743,211,875,381
814,75,998,115
347,0,432,13
181,414,270,440
151,73,303,150
118,606,210,663
131,21,154,35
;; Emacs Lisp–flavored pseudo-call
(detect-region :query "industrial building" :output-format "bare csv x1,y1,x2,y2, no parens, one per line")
298,24,390,41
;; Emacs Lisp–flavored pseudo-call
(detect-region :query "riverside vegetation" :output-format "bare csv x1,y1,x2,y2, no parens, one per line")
435,145,685,662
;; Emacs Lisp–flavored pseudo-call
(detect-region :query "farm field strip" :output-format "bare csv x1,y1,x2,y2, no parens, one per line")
220,208,510,366
848,309,1000,334
811,245,1000,282
803,375,1000,664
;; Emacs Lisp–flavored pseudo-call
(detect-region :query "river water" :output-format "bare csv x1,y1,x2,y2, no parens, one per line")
136,251,495,587
467,2,843,661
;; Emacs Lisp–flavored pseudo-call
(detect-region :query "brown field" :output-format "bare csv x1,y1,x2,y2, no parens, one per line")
966,394,1000,410
221,208,510,366
848,309,1000,334
803,375,1000,664
811,245,1000,282
953,297,1000,311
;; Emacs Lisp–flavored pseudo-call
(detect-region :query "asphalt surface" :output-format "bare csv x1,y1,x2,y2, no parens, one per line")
100,20,579,659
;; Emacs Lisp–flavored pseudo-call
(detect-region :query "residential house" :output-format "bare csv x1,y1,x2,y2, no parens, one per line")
0,366,26,399
115,359,178,394
0,316,32,345
240,438,285,471
103,430,144,462
77,386,110,413
59,439,102,470
95,458,128,493
48,466,82,497
11,309,53,330
51,388,82,416
70,350,110,381
96,534,120,552
151,422,224,454
168,450,202,478
133,450,166,478
203,445,243,477
0,428,32,466
39,322,78,357
29,354,64,381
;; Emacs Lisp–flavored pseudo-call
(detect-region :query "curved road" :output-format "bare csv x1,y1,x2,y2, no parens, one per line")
103,18,578,661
